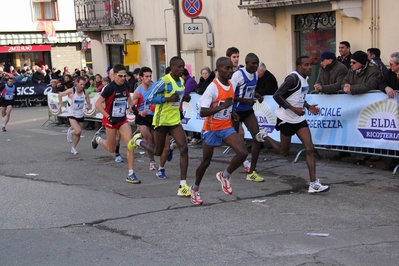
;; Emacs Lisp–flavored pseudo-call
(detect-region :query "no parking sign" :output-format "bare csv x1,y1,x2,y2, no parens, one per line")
182,0,203,18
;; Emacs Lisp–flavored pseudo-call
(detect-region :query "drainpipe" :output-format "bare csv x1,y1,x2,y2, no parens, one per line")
174,0,181,57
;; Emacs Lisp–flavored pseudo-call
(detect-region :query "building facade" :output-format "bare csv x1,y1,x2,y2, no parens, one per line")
0,0,88,72
75,0,397,82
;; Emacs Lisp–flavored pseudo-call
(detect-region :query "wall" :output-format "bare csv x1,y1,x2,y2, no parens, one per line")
4,0,76,32
51,45,82,71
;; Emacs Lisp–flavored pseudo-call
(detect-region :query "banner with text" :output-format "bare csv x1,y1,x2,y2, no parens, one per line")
47,92,399,150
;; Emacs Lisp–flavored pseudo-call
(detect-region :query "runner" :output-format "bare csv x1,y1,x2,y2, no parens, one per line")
58,76,92,154
258,56,330,193
128,56,191,195
131,67,170,179
0,77,17,132
190,57,248,205
91,64,140,184
231,53,265,182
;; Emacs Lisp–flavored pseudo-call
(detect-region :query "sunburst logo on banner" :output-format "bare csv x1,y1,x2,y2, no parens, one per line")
253,102,276,133
181,102,193,124
357,99,399,141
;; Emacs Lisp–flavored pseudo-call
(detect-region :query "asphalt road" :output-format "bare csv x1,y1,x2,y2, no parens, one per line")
0,106,398,266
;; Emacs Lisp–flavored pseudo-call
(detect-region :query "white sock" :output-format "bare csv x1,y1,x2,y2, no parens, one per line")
170,143,174,150
137,139,142,146
180,180,186,187
158,166,165,170
128,170,134,175
96,136,101,143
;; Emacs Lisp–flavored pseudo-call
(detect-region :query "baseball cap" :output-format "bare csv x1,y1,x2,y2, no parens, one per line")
318,51,336,62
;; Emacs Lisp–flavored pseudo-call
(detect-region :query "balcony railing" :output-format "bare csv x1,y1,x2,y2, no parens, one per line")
74,0,134,31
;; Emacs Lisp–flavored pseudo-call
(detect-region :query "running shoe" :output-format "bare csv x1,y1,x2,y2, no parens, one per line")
190,186,203,205
1,125,6,132
126,173,141,184
128,133,142,150
243,160,251,173
156,169,167,179
167,138,175,161
246,171,265,182
167,149,174,162
67,127,73,143
91,132,100,149
215,171,233,195
308,179,330,193
177,184,190,197
115,155,123,163
149,160,157,170
71,147,78,155
255,128,268,142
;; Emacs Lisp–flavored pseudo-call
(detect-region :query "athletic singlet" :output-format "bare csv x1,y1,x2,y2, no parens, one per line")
67,88,85,118
202,79,235,131
233,68,257,112
137,85,154,115
101,81,129,125
153,74,185,128
1,84,15,101
275,71,309,124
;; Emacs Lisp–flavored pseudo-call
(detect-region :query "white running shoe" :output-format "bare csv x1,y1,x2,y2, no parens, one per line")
243,160,251,173
67,127,73,143
308,179,330,193
255,128,268,142
71,147,78,155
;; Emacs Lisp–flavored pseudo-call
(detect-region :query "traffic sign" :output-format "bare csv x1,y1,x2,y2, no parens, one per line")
183,23,203,34
182,0,203,18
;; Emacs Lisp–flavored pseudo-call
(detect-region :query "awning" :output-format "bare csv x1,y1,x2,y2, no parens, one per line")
0,32,89,45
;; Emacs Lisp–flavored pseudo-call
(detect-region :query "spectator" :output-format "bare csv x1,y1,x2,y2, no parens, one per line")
16,69,32,84
32,68,44,84
126,71,135,92
132,67,141,91
255,62,278,96
378,52,399,170
367,48,388,78
44,69,52,83
314,51,348,94
195,66,215,95
62,74,74,90
94,74,104,92
337,41,352,69
63,66,70,75
342,50,382,94
182,68,198,94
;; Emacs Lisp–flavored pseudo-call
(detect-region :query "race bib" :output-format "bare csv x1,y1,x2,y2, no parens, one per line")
171,90,184,107
112,100,127,117
244,85,256,98
4,93,13,100
213,101,232,120
73,99,84,110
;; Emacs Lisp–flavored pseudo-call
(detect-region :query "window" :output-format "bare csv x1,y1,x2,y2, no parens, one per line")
32,0,58,21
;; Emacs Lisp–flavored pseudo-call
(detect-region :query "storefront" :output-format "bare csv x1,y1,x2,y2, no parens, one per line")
101,31,125,68
0,44,51,70
0,32,89,71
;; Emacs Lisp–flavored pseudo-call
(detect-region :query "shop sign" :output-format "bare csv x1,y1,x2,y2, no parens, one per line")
101,32,124,44
0,44,51,53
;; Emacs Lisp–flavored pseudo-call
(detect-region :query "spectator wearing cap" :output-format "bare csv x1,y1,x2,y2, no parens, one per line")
106,66,112,78
314,51,348,94
342,50,382,94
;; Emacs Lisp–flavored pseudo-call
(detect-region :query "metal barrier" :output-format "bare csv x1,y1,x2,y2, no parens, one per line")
294,145,399,175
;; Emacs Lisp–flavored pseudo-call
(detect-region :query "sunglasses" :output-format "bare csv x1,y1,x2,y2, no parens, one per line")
116,73,127,78
350,61,358,65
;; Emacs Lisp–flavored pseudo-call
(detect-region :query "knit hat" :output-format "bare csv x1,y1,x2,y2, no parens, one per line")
318,51,336,61
351,50,368,65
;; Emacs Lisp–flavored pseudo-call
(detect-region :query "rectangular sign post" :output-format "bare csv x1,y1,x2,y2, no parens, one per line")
183,23,203,34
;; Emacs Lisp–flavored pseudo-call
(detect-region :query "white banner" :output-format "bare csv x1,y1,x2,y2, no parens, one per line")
48,92,399,151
